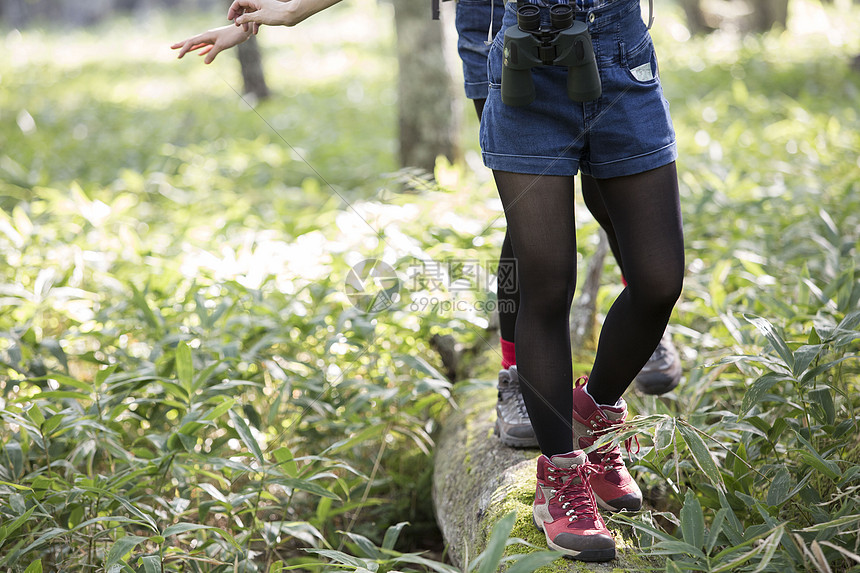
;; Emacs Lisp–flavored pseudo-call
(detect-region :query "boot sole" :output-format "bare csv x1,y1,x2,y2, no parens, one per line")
595,493,643,513
532,515,616,562
635,377,681,395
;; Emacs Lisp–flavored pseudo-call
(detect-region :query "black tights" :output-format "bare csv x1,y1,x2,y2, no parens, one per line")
493,164,684,456
496,176,619,344
474,99,520,343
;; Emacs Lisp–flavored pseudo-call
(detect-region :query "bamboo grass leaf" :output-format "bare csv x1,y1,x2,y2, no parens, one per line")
680,489,705,550
502,551,563,573
475,511,516,573
106,535,148,568
228,408,265,464
744,315,795,372
740,373,792,418
176,340,193,393
677,422,725,492
381,521,409,551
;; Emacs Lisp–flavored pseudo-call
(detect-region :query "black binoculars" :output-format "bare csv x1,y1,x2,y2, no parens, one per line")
501,3,602,106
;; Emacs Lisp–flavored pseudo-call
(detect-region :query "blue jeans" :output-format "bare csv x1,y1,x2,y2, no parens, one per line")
455,0,505,100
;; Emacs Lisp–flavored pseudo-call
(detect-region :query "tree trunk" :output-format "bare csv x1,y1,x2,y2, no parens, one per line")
748,0,790,32
237,35,270,101
1,0,28,27
677,0,711,35
392,0,460,173
432,386,661,570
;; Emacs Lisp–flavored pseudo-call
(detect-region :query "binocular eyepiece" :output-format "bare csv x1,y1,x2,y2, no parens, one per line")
501,3,602,107
516,4,574,32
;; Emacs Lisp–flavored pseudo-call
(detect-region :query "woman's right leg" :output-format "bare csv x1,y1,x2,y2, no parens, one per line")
476,97,531,447
475,97,519,352
492,170,578,457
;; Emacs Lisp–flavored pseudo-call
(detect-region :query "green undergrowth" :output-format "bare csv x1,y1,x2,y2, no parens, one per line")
1,0,860,572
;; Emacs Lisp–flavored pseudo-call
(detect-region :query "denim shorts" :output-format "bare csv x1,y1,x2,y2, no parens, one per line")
455,0,505,100
479,0,677,178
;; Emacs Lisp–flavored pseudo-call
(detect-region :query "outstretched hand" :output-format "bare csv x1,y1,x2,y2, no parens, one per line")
171,25,252,64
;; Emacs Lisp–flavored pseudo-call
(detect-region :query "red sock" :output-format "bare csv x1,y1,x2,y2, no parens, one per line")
501,338,516,369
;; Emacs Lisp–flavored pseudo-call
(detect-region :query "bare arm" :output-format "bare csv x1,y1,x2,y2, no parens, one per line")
228,0,344,30
172,0,342,64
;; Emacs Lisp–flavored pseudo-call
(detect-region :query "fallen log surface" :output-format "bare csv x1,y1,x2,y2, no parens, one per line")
432,384,659,572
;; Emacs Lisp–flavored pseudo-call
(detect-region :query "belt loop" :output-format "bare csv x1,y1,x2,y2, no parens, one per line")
647,0,654,29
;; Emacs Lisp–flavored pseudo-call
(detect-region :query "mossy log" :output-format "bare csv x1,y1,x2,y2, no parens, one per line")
432,385,659,572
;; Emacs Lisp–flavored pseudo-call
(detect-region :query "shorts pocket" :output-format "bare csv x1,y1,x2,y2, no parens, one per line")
621,37,660,84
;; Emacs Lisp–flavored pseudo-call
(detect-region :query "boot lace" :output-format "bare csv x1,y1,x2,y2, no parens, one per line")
592,414,640,473
500,380,529,420
547,463,603,524
513,384,529,419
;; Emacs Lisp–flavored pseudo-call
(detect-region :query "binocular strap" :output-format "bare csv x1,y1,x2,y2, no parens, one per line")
485,0,496,45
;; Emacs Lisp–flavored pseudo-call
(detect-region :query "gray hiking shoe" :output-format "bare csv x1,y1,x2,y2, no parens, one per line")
634,331,682,395
494,366,539,448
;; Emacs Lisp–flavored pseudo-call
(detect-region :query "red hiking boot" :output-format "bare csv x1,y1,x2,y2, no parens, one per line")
572,378,643,512
533,451,616,561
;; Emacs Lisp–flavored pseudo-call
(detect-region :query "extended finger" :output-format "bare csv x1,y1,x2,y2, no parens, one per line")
180,35,211,56
176,40,198,58
187,41,212,54
204,45,223,64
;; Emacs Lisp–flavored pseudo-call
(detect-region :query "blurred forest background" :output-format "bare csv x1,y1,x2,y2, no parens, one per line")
1,0,859,572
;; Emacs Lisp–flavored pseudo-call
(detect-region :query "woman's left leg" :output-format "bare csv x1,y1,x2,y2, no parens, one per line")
572,162,684,513
585,162,685,406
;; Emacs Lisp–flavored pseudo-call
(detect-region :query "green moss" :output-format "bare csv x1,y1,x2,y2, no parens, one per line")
459,387,494,473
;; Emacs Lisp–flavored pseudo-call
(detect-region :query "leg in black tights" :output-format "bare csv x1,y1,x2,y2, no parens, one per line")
581,174,623,275
493,171,579,455
474,97,519,344
493,163,684,455
497,232,518,343
585,164,684,405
